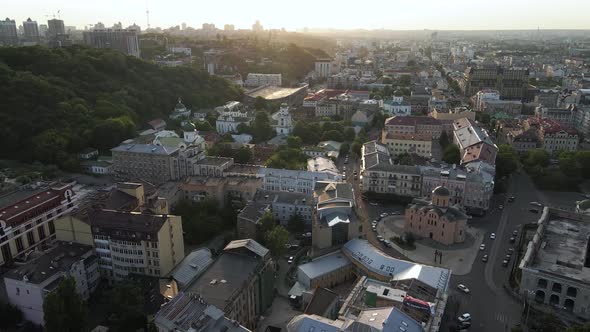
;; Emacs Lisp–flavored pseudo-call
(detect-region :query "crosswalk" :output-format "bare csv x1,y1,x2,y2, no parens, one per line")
494,312,509,324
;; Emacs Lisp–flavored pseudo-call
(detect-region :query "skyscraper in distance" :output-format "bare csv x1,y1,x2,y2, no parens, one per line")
0,18,18,46
23,18,39,43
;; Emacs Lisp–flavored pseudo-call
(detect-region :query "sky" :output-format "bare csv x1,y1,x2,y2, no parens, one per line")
4,0,590,31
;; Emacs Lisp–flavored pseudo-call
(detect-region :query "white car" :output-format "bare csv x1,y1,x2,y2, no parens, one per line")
530,201,543,207
287,256,294,264
369,202,379,206
479,244,486,251
457,284,470,293
490,233,496,240
380,212,388,218
458,313,471,323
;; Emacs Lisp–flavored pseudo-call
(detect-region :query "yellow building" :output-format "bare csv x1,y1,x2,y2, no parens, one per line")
381,131,433,158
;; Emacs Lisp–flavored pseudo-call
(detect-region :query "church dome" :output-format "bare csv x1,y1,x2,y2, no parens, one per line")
175,97,186,111
182,122,196,131
432,186,450,197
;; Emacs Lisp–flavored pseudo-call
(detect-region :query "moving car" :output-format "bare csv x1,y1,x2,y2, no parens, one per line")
287,256,294,264
458,313,471,323
490,233,496,240
479,244,486,251
530,201,543,207
457,284,470,293
380,212,388,218
482,254,488,262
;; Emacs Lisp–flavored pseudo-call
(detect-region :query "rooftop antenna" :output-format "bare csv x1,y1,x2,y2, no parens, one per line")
57,10,61,20
145,0,151,29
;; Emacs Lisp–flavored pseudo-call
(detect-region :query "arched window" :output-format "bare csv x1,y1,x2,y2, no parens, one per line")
537,279,548,289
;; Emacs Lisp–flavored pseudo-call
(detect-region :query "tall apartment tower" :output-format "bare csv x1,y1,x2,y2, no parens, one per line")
22,18,39,43
83,29,140,57
0,18,18,46
47,18,65,38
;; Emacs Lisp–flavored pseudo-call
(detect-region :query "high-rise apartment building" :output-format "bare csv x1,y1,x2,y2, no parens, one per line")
83,29,140,57
22,18,39,43
47,18,65,38
0,18,18,46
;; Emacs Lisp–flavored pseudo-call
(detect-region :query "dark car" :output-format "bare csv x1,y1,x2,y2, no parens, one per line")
482,254,488,262
508,196,516,202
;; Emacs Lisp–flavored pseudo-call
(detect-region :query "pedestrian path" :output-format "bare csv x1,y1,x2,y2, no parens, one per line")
377,219,484,275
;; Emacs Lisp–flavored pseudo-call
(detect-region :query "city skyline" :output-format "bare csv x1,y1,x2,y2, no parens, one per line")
5,0,590,31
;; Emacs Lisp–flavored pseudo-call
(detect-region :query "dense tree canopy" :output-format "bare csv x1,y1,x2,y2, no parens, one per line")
43,277,87,332
442,144,461,164
0,46,242,169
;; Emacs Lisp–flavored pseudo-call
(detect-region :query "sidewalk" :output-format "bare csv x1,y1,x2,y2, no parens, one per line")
377,217,484,275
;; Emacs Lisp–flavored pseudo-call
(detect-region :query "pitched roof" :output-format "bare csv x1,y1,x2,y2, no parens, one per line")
224,239,269,258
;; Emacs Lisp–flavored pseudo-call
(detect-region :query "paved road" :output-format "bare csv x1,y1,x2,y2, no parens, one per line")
449,173,544,332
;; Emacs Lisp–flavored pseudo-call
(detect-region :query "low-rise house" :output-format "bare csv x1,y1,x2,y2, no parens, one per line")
383,97,412,117
351,109,375,127
253,189,313,225
381,132,433,158
79,147,99,160
80,160,113,175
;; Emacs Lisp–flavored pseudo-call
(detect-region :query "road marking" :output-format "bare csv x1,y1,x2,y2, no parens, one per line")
495,312,508,323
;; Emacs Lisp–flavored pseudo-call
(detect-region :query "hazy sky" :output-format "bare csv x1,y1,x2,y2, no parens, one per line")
5,0,590,30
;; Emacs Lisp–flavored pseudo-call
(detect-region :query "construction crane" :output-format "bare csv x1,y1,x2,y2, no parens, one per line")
145,0,150,29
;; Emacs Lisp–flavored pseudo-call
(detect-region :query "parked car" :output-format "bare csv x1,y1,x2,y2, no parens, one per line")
380,212,388,218
490,233,496,240
458,313,471,323
509,236,516,243
508,196,516,202
512,230,518,236
482,254,488,262
502,259,509,267
530,201,543,207
372,226,377,232
498,205,504,210
457,284,470,293
479,244,486,251
369,202,379,206
287,256,294,264
384,240,393,248
508,248,515,254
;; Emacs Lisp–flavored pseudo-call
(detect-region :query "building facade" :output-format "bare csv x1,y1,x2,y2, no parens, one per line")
4,242,98,325
404,187,467,245
0,184,76,266
245,73,282,87
91,210,185,281
0,18,18,46
83,29,140,57
381,132,433,159
466,67,529,100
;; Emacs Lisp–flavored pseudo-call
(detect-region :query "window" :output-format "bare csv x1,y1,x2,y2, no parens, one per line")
48,221,55,235
27,232,35,246
16,287,20,295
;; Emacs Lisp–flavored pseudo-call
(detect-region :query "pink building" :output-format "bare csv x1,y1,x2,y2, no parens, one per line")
404,186,467,245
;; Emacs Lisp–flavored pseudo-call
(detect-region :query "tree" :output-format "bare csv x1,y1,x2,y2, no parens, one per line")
265,225,289,257
340,143,350,155
496,144,519,178
234,147,253,164
559,151,581,178
567,323,590,332
0,302,23,329
43,277,88,332
322,130,344,142
407,60,417,67
344,127,356,141
524,149,550,169
287,214,305,233
351,141,362,156
105,280,147,332
252,111,275,143
438,130,450,148
399,75,411,86
254,96,268,111
396,153,413,165
287,136,302,149
442,144,461,164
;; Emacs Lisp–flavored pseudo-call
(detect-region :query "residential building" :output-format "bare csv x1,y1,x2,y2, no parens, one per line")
111,143,202,184
155,292,251,332
193,156,234,177
80,160,113,175
4,242,98,325
404,186,467,245
519,208,590,319
466,67,529,100
307,157,340,179
420,164,494,214
236,202,270,239
83,28,140,57
180,176,261,207
168,249,213,290
245,73,282,87
351,109,374,127
525,117,578,153
304,288,340,319
430,107,476,121
535,106,575,127
381,132,433,159
47,18,65,39
312,181,358,251
535,89,560,108
271,103,294,135
0,184,76,266
315,59,333,78
215,102,254,134
22,18,40,43
253,189,313,225
0,17,18,46
453,118,498,165
315,101,338,117
186,239,274,329
573,106,590,137
90,209,184,281
259,168,341,195
360,141,422,197
383,98,412,117
384,116,443,139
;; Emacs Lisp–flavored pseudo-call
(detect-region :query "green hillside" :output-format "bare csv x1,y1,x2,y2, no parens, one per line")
0,45,242,170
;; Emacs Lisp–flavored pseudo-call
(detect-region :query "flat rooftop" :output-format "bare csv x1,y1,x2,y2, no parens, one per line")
522,209,590,283
186,253,260,310
246,85,306,100
298,251,351,280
